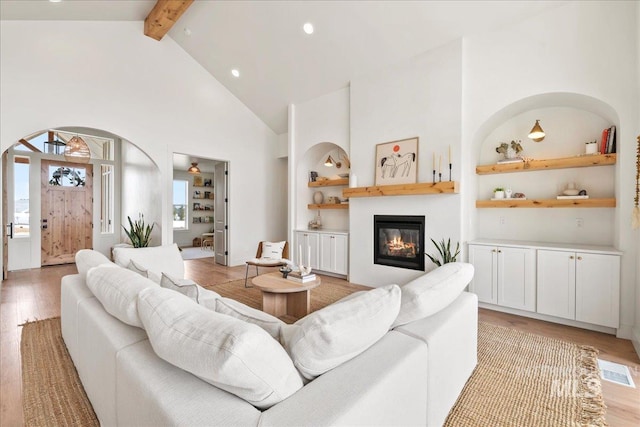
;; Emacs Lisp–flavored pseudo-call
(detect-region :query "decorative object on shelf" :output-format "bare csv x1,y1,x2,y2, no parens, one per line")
326,196,341,204
496,140,524,163
64,135,91,164
375,136,418,185
448,145,453,182
578,189,587,196
187,162,201,174
425,238,460,267
563,183,579,196
313,191,324,204
297,245,313,276
309,171,318,182
585,140,598,155
204,178,212,187
193,175,203,186
308,211,322,229
122,213,154,248
349,173,358,188
634,135,640,229
527,119,545,142
493,187,505,199
505,188,513,199
513,192,526,199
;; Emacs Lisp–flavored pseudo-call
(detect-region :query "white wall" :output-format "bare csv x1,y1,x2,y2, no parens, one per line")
349,40,463,286
634,1,640,356
290,88,350,245
463,1,639,338
0,20,283,268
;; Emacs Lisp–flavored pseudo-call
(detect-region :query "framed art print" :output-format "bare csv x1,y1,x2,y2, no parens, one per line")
375,137,419,185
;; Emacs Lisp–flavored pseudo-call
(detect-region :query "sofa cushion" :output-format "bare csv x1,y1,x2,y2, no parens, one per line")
160,273,221,309
75,249,114,278
215,297,285,340
86,264,158,328
113,244,184,280
281,284,401,380
137,286,303,409
391,262,474,328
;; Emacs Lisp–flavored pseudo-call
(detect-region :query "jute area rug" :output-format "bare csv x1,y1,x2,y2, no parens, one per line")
21,279,607,426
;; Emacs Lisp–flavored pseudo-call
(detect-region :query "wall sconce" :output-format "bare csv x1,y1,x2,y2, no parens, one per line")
64,135,91,164
187,162,201,174
324,155,342,168
528,119,545,142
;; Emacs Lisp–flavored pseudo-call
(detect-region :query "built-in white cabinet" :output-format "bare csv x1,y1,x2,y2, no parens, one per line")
537,250,620,328
468,244,536,312
295,230,348,276
469,239,621,332
319,233,348,275
295,231,319,270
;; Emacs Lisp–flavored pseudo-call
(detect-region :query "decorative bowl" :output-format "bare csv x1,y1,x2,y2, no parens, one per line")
563,189,580,196
338,173,349,178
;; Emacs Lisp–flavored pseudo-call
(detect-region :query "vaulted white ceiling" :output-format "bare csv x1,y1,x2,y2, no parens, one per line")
1,0,567,135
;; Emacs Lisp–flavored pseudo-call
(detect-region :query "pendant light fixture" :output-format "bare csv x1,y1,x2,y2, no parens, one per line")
324,155,341,168
188,162,201,174
528,119,545,142
64,135,91,164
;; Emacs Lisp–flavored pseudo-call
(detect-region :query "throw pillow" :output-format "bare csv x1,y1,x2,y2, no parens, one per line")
75,249,114,278
137,286,303,409
391,262,474,328
281,284,401,380
113,244,184,281
86,264,158,328
160,272,200,302
261,241,286,259
215,297,285,340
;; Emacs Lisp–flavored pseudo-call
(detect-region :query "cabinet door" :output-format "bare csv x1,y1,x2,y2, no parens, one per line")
295,232,319,269
318,234,348,274
497,247,536,312
537,250,575,320
319,234,333,272
468,245,497,304
575,253,620,328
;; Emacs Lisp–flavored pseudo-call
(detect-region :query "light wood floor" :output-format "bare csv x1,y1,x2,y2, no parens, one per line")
1,259,639,426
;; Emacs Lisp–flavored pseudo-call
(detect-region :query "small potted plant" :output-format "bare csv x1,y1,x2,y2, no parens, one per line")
425,238,460,266
122,213,154,248
494,187,506,199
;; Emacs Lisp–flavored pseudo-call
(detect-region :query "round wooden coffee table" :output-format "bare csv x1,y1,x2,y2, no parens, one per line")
251,272,321,319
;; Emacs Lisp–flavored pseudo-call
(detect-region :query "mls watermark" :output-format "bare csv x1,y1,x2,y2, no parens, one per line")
550,379,600,398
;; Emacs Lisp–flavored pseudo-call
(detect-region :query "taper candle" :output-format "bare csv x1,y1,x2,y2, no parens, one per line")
448,145,451,163
439,155,442,173
299,245,302,265
307,245,311,267
432,152,435,171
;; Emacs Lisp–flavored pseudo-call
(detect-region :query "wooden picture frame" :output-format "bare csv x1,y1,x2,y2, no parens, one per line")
193,176,204,187
375,137,419,185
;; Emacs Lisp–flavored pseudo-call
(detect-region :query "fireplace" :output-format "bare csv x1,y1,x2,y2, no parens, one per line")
374,215,425,271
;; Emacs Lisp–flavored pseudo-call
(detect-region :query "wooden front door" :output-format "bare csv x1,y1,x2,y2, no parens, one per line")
41,160,93,266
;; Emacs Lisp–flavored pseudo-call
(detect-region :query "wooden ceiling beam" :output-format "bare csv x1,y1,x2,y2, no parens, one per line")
18,139,42,153
144,0,194,41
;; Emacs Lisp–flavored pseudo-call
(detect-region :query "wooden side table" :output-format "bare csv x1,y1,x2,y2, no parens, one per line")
251,272,321,319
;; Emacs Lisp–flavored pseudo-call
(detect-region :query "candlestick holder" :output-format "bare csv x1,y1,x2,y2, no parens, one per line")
438,172,442,182
449,163,452,182
432,169,436,183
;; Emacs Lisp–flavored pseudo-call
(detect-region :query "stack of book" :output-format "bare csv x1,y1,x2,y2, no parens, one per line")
600,126,616,154
287,272,317,283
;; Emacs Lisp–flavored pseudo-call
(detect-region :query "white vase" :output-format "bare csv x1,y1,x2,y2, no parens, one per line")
494,191,505,199
313,191,324,204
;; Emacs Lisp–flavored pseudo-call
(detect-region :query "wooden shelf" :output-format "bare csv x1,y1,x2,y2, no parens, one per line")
343,181,458,198
476,198,616,208
308,178,349,187
308,203,349,210
476,154,616,175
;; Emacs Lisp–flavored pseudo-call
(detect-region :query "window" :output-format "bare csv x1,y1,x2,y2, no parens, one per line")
13,157,29,237
101,165,114,233
173,180,188,229
48,166,86,187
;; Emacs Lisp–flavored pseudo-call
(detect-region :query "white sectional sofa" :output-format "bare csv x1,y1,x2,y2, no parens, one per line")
61,245,478,426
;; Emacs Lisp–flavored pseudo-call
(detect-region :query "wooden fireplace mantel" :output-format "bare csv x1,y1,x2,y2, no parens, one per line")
343,181,459,198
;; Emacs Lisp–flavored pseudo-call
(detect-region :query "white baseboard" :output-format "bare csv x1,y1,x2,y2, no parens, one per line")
632,326,640,359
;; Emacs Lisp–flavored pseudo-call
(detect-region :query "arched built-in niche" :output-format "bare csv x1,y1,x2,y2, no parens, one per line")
295,142,350,232
468,93,619,246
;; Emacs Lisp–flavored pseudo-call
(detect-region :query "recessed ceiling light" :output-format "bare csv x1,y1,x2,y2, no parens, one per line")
49,0,63,3
303,23,314,35
231,69,240,78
